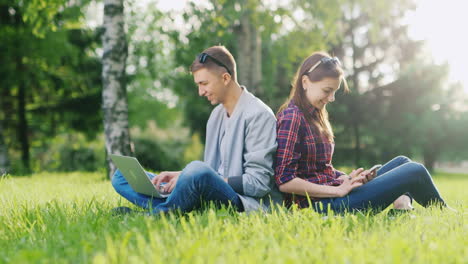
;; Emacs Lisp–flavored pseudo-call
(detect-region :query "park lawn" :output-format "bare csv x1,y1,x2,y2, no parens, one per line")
0,171,467,264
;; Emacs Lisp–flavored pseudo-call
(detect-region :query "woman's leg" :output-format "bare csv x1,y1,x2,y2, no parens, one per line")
376,156,414,209
151,161,244,214
316,161,446,214
111,169,166,209
375,155,412,176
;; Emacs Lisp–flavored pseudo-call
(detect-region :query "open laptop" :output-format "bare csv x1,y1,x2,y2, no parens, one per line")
110,154,169,198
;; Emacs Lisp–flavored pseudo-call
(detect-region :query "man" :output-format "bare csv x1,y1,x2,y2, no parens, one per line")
112,45,282,214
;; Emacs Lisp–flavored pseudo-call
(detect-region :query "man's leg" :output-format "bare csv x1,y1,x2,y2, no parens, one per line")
316,161,446,214
151,161,243,214
111,169,166,209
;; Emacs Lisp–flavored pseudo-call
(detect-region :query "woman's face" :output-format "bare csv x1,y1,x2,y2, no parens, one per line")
302,76,341,110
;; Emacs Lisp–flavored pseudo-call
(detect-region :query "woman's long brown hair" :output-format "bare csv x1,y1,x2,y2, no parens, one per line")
278,52,348,142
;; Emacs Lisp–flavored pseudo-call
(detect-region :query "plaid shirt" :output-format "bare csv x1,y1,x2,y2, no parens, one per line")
275,101,345,208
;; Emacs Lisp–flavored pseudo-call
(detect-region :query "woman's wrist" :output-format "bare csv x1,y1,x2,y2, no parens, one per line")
334,186,345,198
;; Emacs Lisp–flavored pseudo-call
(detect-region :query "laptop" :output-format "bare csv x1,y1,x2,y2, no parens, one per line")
110,154,169,198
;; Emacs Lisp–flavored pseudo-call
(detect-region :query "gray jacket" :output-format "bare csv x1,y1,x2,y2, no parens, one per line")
204,87,283,212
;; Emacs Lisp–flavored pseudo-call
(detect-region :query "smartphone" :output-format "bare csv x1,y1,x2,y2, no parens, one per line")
369,164,382,174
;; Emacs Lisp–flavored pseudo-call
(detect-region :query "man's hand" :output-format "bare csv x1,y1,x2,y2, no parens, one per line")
151,171,181,194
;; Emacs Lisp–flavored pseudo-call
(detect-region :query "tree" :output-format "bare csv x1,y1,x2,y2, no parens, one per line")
102,0,132,178
377,62,468,171
168,0,288,138
0,120,9,175
0,1,101,174
124,1,181,129
234,0,262,95
327,0,419,166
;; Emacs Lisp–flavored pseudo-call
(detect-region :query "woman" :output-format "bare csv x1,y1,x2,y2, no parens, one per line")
274,51,448,214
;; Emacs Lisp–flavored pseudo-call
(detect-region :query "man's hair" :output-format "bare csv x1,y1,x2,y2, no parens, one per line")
190,46,237,82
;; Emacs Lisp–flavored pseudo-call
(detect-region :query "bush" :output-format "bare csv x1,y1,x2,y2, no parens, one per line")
131,120,203,172
19,120,204,174
133,137,182,172
32,133,105,172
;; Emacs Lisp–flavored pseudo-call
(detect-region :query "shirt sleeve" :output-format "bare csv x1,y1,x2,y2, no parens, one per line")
275,110,302,186
227,109,277,197
334,169,346,177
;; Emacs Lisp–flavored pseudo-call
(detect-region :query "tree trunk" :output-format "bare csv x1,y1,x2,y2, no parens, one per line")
235,14,252,87
18,79,30,173
0,75,11,175
423,148,436,172
251,25,262,96
235,10,262,96
102,0,132,179
0,120,9,175
349,10,361,167
352,121,361,167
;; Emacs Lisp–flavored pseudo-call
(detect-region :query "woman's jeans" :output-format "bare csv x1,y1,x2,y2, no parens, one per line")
314,156,446,214
112,161,244,214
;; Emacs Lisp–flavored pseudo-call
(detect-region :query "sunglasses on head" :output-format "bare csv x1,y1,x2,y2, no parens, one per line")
198,53,232,75
307,56,341,73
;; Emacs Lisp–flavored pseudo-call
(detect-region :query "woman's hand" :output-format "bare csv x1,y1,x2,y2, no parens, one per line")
337,168,366,197
341,168,377,184
353,168,378,184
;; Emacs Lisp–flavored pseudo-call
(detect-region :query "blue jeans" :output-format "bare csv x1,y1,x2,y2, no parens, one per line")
314,156,446,214
112,161,244,214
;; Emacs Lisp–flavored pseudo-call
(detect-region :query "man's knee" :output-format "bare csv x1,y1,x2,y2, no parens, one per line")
181,161,216,184
111,169,125,189
183,161,212,177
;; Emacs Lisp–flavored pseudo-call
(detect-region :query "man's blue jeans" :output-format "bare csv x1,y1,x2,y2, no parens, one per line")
112,161,244,214
314,156,446,213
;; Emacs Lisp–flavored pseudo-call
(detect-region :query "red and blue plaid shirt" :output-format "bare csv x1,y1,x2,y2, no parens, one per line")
275,101,345,208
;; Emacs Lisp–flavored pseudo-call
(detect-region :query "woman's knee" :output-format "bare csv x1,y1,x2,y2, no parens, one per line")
404,162,430,180
395,155,412,164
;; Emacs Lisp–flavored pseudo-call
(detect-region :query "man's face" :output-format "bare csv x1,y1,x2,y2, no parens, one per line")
193,68,228,105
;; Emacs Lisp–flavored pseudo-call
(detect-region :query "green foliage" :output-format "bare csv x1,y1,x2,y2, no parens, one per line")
2,0,468,176
125,0,181,130
22,0,83,37
0,172,466,263
133,137,182,172
0,1,102,172
130,121,203,172
31,133,105,172
371,61,468,169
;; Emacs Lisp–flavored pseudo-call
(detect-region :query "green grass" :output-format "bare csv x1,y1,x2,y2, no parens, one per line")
0,172,467,263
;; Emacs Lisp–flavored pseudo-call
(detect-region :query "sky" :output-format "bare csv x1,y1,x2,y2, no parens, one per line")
404,0,468,93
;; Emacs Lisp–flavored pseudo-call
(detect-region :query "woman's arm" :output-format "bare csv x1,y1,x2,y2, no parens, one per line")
279,169,365,198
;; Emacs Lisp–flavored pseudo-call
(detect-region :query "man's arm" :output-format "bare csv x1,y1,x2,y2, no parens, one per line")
227,110,277,197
